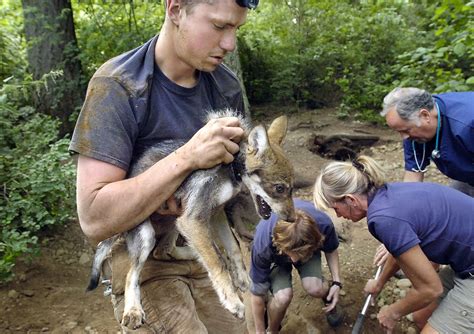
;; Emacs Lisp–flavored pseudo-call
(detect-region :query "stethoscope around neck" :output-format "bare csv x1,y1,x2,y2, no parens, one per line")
411,102,441,173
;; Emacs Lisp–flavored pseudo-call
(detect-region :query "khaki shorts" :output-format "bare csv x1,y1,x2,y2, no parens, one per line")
270,252,322,294
428,266,474,332
106,240,247,334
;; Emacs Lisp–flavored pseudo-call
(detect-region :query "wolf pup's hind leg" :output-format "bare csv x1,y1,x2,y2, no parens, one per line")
86,237,116,292
121,221,156,329
177,214,245,319
213,209,249,292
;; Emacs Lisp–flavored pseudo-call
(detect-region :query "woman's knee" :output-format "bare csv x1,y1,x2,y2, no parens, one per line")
273,288,293,308
306,287,326,298
302,278,325,298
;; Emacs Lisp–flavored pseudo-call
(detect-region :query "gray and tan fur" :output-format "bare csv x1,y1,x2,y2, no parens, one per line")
87,109,296,329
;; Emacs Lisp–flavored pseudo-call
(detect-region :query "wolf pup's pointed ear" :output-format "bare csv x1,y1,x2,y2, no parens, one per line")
267,116,288,146
247,125,269,156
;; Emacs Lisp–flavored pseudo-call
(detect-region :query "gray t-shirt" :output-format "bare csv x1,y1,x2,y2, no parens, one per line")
133,63,215,157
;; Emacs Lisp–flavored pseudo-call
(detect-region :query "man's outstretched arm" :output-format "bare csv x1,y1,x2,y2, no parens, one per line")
77,117,244,244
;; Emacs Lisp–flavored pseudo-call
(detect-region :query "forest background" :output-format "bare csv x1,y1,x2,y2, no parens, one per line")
0,0,472,283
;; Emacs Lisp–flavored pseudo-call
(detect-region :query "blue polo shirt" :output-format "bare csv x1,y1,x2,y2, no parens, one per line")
403,92,474,186
367,182,474,277
250,199,339,284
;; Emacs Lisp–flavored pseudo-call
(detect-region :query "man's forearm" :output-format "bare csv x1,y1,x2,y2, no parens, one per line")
77,116,244,243
77,148,193,243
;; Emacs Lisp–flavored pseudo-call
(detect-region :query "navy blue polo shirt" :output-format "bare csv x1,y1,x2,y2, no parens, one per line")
403,92,474,185
367,182,474,277
250,199,339,284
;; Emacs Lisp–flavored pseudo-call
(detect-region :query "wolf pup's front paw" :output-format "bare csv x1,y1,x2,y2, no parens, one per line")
122,306,145,329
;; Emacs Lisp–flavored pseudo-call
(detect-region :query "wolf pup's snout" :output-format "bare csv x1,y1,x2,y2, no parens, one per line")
280,203,296,222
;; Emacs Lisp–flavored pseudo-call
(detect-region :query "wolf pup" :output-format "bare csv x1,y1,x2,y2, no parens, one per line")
86,109,296,329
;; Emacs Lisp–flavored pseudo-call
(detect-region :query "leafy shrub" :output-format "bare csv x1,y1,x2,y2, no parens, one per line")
392,0,473,93
331,5,422,123
72,1,165,77
239,0,423,121
0,91,76,282
0,0,27,82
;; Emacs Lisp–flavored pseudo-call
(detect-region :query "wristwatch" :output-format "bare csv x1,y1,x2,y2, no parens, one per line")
331,281,343,289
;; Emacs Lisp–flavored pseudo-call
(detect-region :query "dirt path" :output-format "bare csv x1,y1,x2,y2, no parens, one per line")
0,107,449,334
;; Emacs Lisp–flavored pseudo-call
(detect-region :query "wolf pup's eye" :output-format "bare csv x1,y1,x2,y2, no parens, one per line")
275,184,285,193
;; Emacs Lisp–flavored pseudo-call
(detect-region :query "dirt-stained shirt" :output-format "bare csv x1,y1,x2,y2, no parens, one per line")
69,35,244,171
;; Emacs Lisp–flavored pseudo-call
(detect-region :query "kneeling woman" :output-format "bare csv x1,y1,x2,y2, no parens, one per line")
250,199,343,334
313,155,474,334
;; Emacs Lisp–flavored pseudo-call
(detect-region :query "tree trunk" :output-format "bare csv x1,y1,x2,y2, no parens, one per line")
22,0,85,136
225,44,251,119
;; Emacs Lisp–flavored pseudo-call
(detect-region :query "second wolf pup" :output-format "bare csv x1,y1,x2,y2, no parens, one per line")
87,109,296,329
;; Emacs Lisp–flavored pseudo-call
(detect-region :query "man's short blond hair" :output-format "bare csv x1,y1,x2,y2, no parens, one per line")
165,0,215,13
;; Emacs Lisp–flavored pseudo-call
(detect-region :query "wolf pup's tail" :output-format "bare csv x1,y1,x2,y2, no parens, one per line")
86,238,115,292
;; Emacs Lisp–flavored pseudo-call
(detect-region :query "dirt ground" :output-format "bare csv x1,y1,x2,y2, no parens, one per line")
0,107,450,334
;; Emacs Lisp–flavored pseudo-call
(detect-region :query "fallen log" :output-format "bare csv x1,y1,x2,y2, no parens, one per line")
310,133,380,161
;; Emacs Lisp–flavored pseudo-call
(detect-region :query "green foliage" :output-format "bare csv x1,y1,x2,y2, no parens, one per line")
0,1,76,282
0,1,27,82
239,0,424,121
0,86,76,282
72,1,165,76
392,0,474,93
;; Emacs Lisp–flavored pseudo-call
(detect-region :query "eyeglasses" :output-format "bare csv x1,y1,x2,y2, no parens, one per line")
236,0,259,9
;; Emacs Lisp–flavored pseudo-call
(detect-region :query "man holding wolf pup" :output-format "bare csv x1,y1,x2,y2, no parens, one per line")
70,0,257,332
